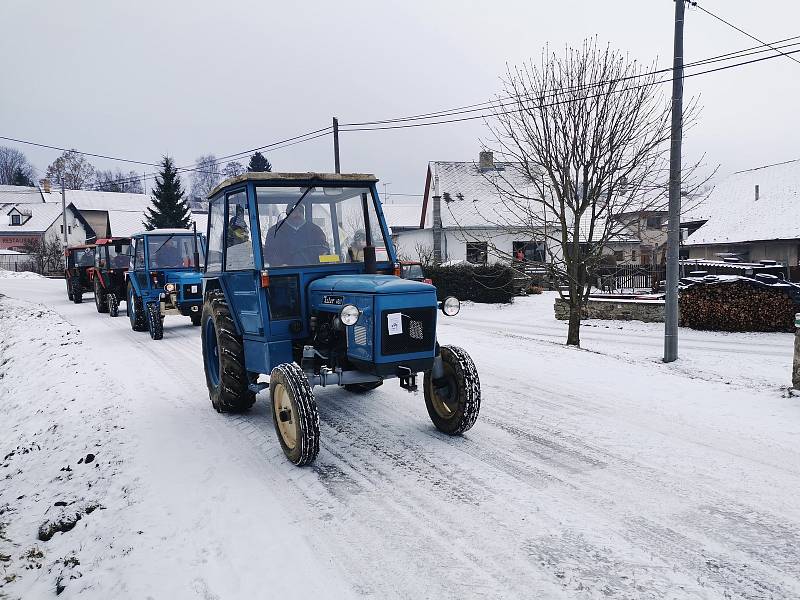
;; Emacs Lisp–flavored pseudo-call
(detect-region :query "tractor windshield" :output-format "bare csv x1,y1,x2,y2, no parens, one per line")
107,242,130,268
147,235,204,269
73,248,95,267
256,186,388,268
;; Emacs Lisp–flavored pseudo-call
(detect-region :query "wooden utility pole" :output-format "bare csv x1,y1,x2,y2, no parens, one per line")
332,116,341,174
60,178,68,249
664,0,686,363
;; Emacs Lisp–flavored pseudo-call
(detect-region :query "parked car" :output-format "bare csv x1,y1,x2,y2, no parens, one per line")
399,261,432,284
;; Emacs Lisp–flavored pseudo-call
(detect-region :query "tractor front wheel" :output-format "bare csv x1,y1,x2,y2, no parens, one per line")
201,289,255,413
270,362,319,466
108,293,119,317
66,277,73,301
190,312,201,326
70,278,82,304
94,278,109,313
423,345,481,435
146,302,163,340
127,284,147,331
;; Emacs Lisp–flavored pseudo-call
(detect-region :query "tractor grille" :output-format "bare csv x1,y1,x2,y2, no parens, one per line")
182,283,201,300
353,325,368,346
380,308,436,356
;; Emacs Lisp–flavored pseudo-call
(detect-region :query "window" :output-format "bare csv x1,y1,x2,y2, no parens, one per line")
645,216,662,229
108,241,130,268
74,248,95,267
613,250,624,262
256,186,388,268
631,249,637,262
11,214,20,225
207,198,224,272
147,234,203,269
96,246,107,269
466,242,488,264
224,190,254,271
134,238,145,269
513,241,546,263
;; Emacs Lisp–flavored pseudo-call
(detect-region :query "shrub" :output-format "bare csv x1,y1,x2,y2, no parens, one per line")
423,263,515,303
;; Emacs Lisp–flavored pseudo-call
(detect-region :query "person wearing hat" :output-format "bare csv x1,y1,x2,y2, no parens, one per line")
347,230,367,262
263,202,329,266
227,204,250,247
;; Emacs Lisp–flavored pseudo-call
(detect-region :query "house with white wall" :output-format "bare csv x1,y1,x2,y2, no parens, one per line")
394,152,641,267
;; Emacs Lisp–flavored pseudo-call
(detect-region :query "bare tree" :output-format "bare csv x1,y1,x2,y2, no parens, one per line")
45,150,95,190
189,154,221,202
459,40,704,346
223,161,245,179
0,146,36,185
94,169,144,193
20,235,63,274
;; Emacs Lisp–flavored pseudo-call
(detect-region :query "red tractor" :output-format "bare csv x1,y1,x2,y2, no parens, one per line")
89,237,131,316
64,244,96,303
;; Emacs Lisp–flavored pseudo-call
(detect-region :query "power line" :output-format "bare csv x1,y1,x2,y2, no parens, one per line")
693,2,800,67
340,35,800,128
340,45,800,133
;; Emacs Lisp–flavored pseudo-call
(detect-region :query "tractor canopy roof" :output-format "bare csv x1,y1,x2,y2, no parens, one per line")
95,237,131,245
208,172,378,198
131,228,200,237
66,243,95,251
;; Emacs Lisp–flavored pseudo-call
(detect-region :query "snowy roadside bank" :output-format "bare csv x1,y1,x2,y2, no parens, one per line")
0,295,132,598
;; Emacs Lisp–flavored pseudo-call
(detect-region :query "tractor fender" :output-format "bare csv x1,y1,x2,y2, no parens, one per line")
203,277,244,337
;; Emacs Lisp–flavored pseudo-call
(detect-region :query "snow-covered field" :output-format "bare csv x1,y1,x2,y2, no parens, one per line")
1,279,799,599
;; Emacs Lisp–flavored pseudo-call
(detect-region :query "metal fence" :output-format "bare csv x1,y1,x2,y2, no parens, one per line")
595,265,666,292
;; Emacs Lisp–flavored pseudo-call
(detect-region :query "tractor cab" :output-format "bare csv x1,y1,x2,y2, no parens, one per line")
64,243,96,304
126,229,206,339
90,237,131,316
201,172,481,466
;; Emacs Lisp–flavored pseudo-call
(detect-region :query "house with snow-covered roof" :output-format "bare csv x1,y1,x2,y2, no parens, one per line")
393,151,644,267
0,202,90,251
683,159,800,277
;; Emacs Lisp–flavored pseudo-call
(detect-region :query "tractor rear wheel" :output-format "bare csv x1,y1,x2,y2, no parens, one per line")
190,312,201,326
94,278,109,313
146,302,163,340
423,345,481,435
201,289,255,413
127,284,147,332
343,381,383,393
108,293,119,317
71,278,82,304
270,362,319,466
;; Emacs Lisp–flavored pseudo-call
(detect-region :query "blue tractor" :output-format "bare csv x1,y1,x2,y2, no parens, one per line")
201,172,481,466
127,228,206,340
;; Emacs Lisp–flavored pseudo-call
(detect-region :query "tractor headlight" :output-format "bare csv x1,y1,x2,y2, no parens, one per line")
440,296,460,316
339,304,360,326
164,283,176,293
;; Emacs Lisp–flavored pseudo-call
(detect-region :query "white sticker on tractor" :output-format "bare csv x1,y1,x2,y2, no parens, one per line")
191,285,198,293
387,313,403,336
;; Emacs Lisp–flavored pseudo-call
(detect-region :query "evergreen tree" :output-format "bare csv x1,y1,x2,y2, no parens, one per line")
247,151,272,172
11,167,34,187
143,156,191,230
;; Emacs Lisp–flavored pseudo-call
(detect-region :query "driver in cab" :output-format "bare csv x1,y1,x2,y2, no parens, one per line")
263,203,329,266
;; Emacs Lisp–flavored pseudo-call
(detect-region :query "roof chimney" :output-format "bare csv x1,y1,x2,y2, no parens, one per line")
478,151,494,171
41,179,51,193
755,184,759,201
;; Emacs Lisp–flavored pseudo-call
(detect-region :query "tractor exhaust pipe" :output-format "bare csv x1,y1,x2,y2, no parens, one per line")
361,192,377,274
192,221,200,272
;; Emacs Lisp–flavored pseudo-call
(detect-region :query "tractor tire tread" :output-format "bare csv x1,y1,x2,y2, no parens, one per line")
423,345,481,435
269,362,319,466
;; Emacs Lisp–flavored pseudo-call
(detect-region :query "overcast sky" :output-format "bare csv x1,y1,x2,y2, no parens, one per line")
2,0,799,201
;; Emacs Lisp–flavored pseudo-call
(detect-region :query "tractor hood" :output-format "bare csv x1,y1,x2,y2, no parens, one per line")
165,270,202,284
309,274,433,295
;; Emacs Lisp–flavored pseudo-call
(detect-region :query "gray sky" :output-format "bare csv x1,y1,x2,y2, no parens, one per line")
2,0,799,200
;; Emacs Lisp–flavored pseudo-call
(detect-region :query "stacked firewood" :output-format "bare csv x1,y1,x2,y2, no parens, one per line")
679,278,798,332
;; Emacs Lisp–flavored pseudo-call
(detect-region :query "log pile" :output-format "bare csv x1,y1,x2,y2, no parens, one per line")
679,277,798,332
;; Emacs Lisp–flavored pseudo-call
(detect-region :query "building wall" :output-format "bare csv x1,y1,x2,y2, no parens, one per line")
47,213,88,247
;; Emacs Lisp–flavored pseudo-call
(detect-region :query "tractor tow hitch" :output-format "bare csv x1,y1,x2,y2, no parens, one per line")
397,366,418,392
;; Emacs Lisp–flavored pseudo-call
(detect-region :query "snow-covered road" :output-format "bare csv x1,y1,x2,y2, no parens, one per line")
2,278,800,599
